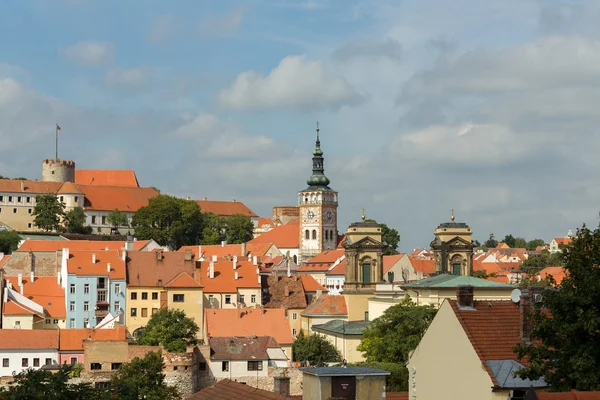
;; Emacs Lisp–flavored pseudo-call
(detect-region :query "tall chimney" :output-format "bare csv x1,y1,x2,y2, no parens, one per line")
57,271,61,285
234,271,238,280
17,273,23,287
456,285,474,308
121,249,126,261
21,180,24,191
212,255,217,262
221,241,226,248
107,262,111,273
241,243,246,257
30,271,34,283
198,245,203,259
274,376,291,397
209,262,215,279
253,256,257,266
92,253,97,264
233,260,237,270
520,290,532,343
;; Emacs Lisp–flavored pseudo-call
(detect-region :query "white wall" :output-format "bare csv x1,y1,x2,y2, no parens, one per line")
0,349,59,377
209,359,268,379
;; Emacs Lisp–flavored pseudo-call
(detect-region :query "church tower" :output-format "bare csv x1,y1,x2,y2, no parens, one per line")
299,124,338,262
431,210,475,275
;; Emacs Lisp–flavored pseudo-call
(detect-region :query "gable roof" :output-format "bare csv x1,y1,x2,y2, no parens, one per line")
383,254,404,274
81,185,158,212
187,378,295,400
4,276,66,318
205,308,293,345
126,251,197,287
67,250,126,279
258,218,275,227
0,179,62,194
18,240,126,252
59,327,127,351
553,237,572,245
401,274,514,289
75,170,139,187
537,266,566,285
165,272,202,288
195,199,257,217
0,329,59,349
300,274,329,293
200,259,261,293
248,219,300,249
407,256,436,276
178,242,274,259
302,295,347,317
209,336,280,360
312,320,370,336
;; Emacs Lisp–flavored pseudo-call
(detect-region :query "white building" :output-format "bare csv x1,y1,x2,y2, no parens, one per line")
0,330,59,377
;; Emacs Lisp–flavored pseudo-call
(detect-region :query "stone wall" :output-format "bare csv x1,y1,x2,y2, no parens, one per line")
42,159,75,183
1,251,60,276
272,206,299,225
197,367,303,396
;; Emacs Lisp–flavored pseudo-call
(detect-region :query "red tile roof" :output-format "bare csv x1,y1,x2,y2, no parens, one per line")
535,390,600,400
57,182,84,194
0,180,62,194
383,254,404,274
0,254,10,268
18,240,126,252
248,219,300,248
75,170,139,187
81,185,158,212
326,260,346,276
178,242,274,259
126,251,197,287
408,256,435,276
538,266,566,285
336,235,346,248
258,218,275,227
209,336,280,360
187,378,293,400
553,237,572,245
4,276,66,318
3,300,43,317
0,329,59,349
302,295,347,317
265,275,307,309
306,250,345,264
448,300,523,387
200,259,261,293
206,308,293,345
165,272,202,288
195,199,257,217
300,274,329,293
67,250,126,279
386,394,409,400
59,327,127,351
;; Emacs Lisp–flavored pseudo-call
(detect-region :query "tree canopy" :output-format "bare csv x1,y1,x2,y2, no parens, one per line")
32,194,65,232
292,330,342,367
107,208,128,230
358,296,436,363
365,219,400,255
136,309,199,353
225,214,255,244
515,224,600,391
64,207,92,234
0,230,21,254
484,233,498,249
519,250,564,275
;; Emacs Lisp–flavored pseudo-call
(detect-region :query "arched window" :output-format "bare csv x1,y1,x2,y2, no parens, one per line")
451,254,463,275
293,255,297,264
330,230,334,240
305,230,310,240
325,230,329,240
312,230,317,240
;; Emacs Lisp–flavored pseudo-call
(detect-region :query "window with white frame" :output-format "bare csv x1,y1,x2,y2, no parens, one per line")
70,284,76,294
83,301,89,312
115,284,121,294
251,294,256,303
70,302,75,312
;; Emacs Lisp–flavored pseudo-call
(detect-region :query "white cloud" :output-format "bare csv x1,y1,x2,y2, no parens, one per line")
148,14,177,44
199,6,245,37
332,37,402,62
62,40,115,66
103,67,151,89
218,55,363,111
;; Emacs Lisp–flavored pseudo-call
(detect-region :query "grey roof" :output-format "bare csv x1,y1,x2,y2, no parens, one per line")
300,367,390,377
438,222,470,228
311,320,370,336
486,360,547,389
400,274,514,289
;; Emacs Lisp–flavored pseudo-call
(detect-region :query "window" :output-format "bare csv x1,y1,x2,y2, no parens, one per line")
152,292,158,300
131,292,137,300
83,301,89,312
312,229,317,239
91,216,96,224
111,363,122,370
208,295,214,304
2,359,8,367
225,295,231,304
17,196,22,203
305,230,309,240
27,223,32,228
90,363,102,370
70,301,75,312
141,308,148,317
13,208,17,214
222,361,229,372
33,358,40,367
98,277,106,289
325,230,329,240
364,311,369,321
84,284,90,294
293,329,297,336
131,308,137,317
8,196,12,202
69,319,75,328
251,295,256,303
114,301,120,312
115,284,121,294
45,319,51,324
173,366,178,371
152,308,158,315
53,319,58,324
45,358,52,366
22,358,28,367
26,196,31,203
173,294,184,303
97,290,106,302
0,196,3,201
199,362,207,371
83,318,89,328
247,361,263,371
239,295,245,303
142,292,148,300
292,312,298,320
74,196,78,202
70,357,77,365
59,196,64,202
101,216,106,225
28,208,32,214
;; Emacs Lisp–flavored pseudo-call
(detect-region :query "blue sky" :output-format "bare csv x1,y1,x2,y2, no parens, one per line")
2,0,600,250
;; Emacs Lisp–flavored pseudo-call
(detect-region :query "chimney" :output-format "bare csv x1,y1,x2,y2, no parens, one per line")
107,262,111,273
274,376,291,397
3,287,7,303
57,272,61,285
212,255,217,262
121,249,126,261
233,259,237,270
92,253,97,264
156,249,164,261
234,271,238,280
253,256,258,266
186,196,190,200
287,260,291,278
20,180,24,191
221,241,226,248
125,240,134,251
456,285,474,308
241,243,246,256
233,255,238,264
256,268,259,275
198,245,203,259
184,249,193,261
30,271,34,283
18,273,23,287
258,275,261,285
520,289,532,343
209,262,215,279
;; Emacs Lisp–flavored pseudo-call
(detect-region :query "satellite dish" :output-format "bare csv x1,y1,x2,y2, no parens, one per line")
511,288,522,304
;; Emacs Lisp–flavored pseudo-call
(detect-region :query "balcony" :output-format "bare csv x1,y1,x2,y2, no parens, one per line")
95,302,110,319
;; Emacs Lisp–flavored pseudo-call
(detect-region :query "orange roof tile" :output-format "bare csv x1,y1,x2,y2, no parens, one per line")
0,254,10,268
449,300,523,387
57,182,84,194
0,179,62,194
258,218,275,227
67,250,125,279
535,390,600,400
165,272,202,288
205,308,293,345
383,254,404,274
195,199,257,217
0,329,59,349
307,250,345,264
264,275,307,309
75,170,139,187
302,295,347,316
327,260,346,276
5,276,66,318
300,275,329,293
178,242,274,259
3,300,43,317
59,326,127,351
538,266,566,285
18,240,125,252
248,220,299,249
200,259,261,293
553,237,572,245
81,185,158,212
408,257,435,276
188,378,293,400
386,394,409,400
336,235,346,248
132,240,151,250
126,251,197,287
484,276,510,284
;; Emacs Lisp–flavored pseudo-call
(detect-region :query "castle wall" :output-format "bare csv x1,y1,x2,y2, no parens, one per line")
42,159,75,183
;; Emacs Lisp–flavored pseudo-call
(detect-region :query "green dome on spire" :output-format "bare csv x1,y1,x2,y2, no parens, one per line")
304,123,334,191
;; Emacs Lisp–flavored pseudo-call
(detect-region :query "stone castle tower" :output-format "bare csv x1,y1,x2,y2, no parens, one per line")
42,159,75,183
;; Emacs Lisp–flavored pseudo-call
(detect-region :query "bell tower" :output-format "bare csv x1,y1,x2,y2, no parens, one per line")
431,210,475,275
299,123,338,262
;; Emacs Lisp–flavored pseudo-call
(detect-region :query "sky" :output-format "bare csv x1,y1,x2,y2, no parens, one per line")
1,0,600,251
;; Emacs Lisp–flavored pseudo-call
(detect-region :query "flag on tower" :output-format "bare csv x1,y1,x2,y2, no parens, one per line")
56,123,61,131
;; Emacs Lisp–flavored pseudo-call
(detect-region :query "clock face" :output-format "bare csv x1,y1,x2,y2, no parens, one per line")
306,209,315,220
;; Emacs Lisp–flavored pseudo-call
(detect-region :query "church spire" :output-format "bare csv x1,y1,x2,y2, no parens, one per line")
306,122,331,190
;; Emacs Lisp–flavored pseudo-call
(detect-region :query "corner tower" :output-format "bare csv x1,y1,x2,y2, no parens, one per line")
42,159,75,183
299,124,338,262
431,210,475,275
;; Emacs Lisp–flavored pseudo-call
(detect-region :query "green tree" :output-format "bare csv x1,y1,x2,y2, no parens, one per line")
199,213,226,245
358,296,436,363
225,214,255,244
503,234,516,248
349,361,408,392
132,195,203,249
0,365,103,400
32,194,65,232
64,207,92,234
527,238,546,251
111,351,179,400
365,219,400,255
0,230,21,254
292,330,342,367
484,233,498,249
514,237,528,249
107,208,128,230
515,224,600,391
136,309,199,353
520,250,564,275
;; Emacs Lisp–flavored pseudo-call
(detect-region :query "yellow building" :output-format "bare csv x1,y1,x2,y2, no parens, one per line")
407,291,546,400
311,320,369,363
431,212,475,275
199,258,262,310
